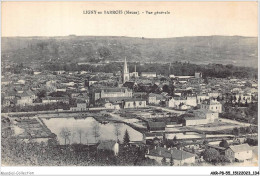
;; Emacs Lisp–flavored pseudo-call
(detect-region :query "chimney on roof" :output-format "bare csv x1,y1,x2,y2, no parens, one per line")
147,148,150,154
155,145,157,150
159,150,162,156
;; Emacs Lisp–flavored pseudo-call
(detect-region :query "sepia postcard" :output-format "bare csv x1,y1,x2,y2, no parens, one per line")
1,1,259,175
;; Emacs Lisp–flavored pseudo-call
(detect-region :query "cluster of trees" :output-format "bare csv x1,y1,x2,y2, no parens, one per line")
219,139,229,148
202,148,230,164
161,156,174,166
232,126,258,136
39,61,257,79
4,57,257,80
245,138,258,146
129,83,173,95
1,131,151,166
124,82,177,96
2,137,100,166
58,122,101,145
222,103,258,124
152,136,184,149
228,96,250,106
43,62,122,73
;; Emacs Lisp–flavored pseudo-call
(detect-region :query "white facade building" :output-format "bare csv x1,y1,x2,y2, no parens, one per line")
201,99,222,113
141,72,157,78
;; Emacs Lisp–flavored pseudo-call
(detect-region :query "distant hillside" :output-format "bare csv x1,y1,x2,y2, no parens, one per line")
1,35,258,68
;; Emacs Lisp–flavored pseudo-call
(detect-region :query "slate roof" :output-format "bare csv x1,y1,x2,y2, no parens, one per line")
192,109,216,118
148,147,195,160
228,144,252,153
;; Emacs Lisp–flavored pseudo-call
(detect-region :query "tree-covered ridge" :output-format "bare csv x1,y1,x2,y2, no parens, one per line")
2,35,258,68
3,61,257,79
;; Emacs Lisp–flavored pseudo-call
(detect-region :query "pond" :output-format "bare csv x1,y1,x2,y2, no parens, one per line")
42,117,143,145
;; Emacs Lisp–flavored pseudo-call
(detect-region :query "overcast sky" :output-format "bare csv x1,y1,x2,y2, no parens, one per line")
2,1,258,38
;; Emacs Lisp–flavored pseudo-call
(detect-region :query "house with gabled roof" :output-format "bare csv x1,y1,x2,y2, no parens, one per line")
225,144,253,162
145,147,196,166
16,90,36,106
183,109,218,126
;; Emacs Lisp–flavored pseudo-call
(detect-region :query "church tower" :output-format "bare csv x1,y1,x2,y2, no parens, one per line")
122,57,130,83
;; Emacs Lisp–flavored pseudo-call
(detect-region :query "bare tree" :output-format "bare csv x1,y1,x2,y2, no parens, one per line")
60,127,71,145
77,129,84,144
114,123,121,141
92,121,100,143
85,131,89,157
85,131,89,145
71,131,76,144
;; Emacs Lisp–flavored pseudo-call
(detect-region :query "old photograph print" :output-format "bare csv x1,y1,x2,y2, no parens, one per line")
1,1,258,167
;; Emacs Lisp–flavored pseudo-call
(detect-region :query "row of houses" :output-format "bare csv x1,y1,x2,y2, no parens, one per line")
148,93,222,112
96,140,197,166
207,143,253,162
91,139,253,165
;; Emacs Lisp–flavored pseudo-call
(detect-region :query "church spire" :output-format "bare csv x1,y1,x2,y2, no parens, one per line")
124,57,128,73
123,57,130,83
